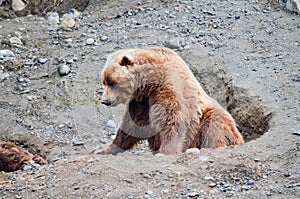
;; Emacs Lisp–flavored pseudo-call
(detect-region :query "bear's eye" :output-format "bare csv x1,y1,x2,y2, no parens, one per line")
105,81,115,87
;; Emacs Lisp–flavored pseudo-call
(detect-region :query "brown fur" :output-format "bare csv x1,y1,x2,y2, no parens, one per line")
0,142,45,172
93,47,244,155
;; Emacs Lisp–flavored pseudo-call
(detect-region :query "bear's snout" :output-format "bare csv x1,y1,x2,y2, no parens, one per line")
101,98,111,106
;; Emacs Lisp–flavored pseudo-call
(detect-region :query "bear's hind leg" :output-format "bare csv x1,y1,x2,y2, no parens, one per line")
198,107,244,148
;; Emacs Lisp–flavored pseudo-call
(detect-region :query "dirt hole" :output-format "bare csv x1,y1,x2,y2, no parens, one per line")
191,67,273,142
0,132,52,160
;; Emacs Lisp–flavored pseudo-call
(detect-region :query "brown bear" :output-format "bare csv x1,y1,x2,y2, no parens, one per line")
93,47,244,155
0,142,45,172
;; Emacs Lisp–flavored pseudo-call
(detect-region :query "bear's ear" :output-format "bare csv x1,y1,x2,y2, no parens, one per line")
119,56,134,68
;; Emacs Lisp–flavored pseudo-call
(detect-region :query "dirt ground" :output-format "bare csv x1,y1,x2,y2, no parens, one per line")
0,0,299,198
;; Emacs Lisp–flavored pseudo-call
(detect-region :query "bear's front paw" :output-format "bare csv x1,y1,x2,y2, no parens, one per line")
91,144,123,155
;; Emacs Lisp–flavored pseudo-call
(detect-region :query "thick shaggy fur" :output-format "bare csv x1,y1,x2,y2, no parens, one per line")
94,47,244,155
0,142,44,172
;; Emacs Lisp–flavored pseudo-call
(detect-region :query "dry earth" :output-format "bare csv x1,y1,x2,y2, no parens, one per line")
0,0,299,198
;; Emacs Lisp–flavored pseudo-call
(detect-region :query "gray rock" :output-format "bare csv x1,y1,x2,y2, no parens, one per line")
73,140,85,146
58,64,70,76
24,61,34,67
0,73,9,82
9,37,23,46
204,176,214,181
47,12,59,24
185,148,200,154
293,131,300,136
106,119,117,128
86,38,95,45
164,38,186,50
286,0,300,14
12,0,26,11
0,49,15,58
187,191,199,197
38,58,48,64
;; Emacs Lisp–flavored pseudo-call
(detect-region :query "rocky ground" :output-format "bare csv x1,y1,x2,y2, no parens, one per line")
0,0,299,198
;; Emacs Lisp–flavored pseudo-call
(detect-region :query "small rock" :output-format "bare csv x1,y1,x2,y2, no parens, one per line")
0,49,15,58
100,35,109,42
58,64,70,76
145,190,153,195
241,185,249,191
73,140,85,146
186,148,200,154
187,191,199,197
23,164,33,171
0,73,9,82
66,119,73,128
143,174,151,178
235,15,241,19
26,95,33,101
9,37,23,46
47,12,59,24
86,38,95,45
61,18,76,29
266,192,272,196
38,58,48,64
24,61,34,67
164,38,186,50
162,189,169,194
12,0,26,11
64,8,81,19
106,119,116,128
247,179,255,185
204,176,214,181
292,131,300,136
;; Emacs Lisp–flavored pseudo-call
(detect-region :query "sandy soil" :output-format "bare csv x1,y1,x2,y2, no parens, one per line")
0,0,299,198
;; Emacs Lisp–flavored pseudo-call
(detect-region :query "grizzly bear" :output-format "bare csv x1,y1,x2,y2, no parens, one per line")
0,142,45,172
93,47,244,155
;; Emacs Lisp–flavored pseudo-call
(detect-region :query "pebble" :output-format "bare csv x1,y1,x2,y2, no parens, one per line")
24,61,34,67
164,38,186,50
86,38,95,45
9,37,23,46
47,12,59,24
209,183,217,187
106,119,117,128
61,18,76,29
38,58,48,64
100,35,109,42
58,64,70,76
292,131,300,136
0,73,9,82
185,148,200,154
204,176,214,181
0,49,15,58
12,0,26,11
187,191,199,197
266,192,272,196
73,140,85,146
241,185,249,191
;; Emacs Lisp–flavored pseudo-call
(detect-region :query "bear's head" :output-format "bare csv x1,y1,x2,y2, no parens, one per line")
100,49,136,106
100,48,179,107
